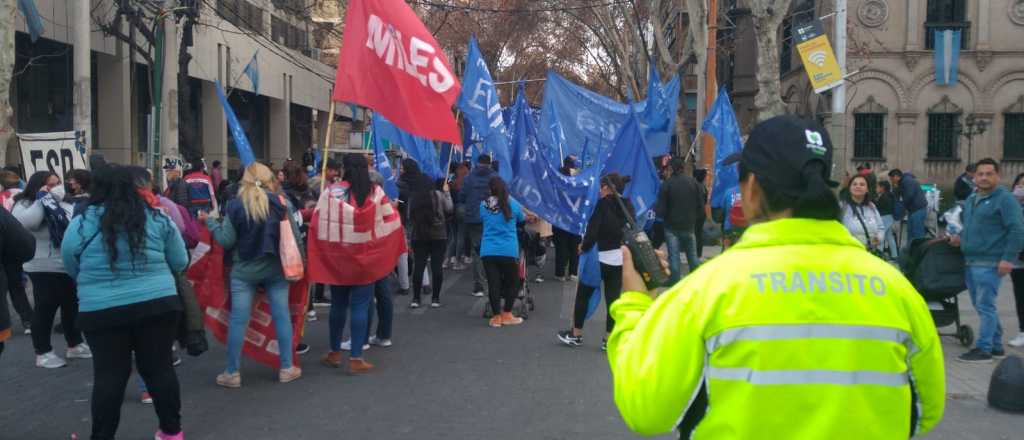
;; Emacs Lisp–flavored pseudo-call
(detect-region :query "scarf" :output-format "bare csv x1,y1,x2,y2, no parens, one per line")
38,192,70,249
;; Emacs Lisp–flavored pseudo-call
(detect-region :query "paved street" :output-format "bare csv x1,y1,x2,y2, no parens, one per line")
1,250,1022,439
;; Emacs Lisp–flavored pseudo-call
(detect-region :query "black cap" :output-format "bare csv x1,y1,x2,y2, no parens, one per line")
723,115,838,197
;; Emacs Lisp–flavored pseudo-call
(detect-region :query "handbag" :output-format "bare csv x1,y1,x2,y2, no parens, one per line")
851,203,885,258
278,195,305,282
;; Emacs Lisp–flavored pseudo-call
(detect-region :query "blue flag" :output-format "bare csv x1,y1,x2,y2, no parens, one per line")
243,52,259,95
457,36,512,182
934,30,961,86
703,88,743,210
215,80,256,167
372,131,400,199
372,113,444,180
308,148,321,178
640,66,681,156
18,0,44,43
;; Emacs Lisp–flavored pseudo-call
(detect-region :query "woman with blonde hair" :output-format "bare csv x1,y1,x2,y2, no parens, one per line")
200,162,303,387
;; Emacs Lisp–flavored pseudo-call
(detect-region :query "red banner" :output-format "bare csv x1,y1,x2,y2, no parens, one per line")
187,227,308,369
332,0,461,144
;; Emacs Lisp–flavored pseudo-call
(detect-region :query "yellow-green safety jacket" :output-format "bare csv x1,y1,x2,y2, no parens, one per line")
608,218,945,439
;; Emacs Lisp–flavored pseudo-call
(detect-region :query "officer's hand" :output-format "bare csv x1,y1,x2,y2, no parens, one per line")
999,260,1014,277
948,235,961,247
621,246,669,298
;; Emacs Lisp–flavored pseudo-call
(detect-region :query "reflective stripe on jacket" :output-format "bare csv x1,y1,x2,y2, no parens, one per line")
608,218,944,439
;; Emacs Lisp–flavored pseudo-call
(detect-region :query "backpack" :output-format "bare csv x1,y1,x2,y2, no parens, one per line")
184,173,213,207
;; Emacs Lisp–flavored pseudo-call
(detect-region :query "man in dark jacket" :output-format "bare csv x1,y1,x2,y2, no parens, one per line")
0,207,36,358
954,164,977,202
888,169,929,243
458,154,495,296
655,158,704,284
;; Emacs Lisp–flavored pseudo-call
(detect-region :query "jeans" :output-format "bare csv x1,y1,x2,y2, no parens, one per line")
85,311,181,439
226,273,293,373
906,208,927,243
6,266,32,326
28,272,83,355
880,215,898,259
329,284,373,358
396,252,410,290
467,223,486,292
366,275,394,340
552,228,581,278
695,218,706,259
412,239,447,303
965,266,1004,353
445,221,466,260
664,228,700,284
482,256,519,315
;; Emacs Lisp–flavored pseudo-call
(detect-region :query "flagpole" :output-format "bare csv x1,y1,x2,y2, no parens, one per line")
320,101,337,193
445,110,462,178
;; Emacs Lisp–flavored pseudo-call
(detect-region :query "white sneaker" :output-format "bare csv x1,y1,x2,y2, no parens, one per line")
339,340,370,351
24,328,31,335
569,275,579,282
66,343,93,359
306,310,318,322
472,290,485,297
368,336,392,347
1009,333,1024,348
36,351,67,368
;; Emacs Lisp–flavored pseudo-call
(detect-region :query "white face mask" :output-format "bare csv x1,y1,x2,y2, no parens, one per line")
48,184,66,201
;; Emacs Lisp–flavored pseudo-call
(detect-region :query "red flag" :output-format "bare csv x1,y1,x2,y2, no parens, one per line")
333,0,461,144
307,182,407,286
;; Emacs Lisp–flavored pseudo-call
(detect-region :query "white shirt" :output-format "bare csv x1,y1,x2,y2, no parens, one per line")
599,249,623,266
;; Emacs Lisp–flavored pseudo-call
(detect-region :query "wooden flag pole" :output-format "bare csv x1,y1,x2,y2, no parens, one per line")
320,101,337,193
445,110,462,180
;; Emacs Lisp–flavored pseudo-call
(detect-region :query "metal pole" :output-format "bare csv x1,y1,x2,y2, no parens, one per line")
73,0,92,158
831,0,848,170
320,101,337,193
702,0,718,172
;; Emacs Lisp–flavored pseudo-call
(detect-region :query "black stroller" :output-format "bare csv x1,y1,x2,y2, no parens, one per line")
900,238,974,347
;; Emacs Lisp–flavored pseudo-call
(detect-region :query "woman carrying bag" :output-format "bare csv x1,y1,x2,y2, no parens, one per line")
840,174,886,255
200,162,304,388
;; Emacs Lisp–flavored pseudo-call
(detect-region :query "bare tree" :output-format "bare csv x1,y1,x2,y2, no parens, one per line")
749,0,793,122
0,0,17,165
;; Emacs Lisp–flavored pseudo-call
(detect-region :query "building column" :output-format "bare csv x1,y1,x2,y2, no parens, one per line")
201,81,227,169
73,0,92,156
268,74,291,165
161,19,179,163
976,0,991,50
95,51,132,164
896,112,920,172
905,0,921,51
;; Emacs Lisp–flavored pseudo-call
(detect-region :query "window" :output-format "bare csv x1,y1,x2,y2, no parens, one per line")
271,16,288,45
241,3,264,34
925,0,969,49
1004,97,1024,159
779,18,793,75
217,0,242,28
927,114,959,159
854,114,885,159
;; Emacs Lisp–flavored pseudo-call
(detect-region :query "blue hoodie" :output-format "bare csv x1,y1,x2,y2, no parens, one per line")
460,165,495,224
960,185,1024,266
893,172,928,220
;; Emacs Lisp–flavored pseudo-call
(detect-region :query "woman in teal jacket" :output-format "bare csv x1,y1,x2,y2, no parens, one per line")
61,165,188,440
480,177,526,328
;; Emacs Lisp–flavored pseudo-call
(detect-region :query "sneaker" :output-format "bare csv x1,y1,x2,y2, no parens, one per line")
279,366,302,383
215,371,241,388
340,340,370,351
488,315,503,328
66,343,93,359
35,351,67,368
557,330,583,347
472,290,485,297
956,348,993,364
601,338,608,352
992,348,1007,359
409,301,420,309
430,302,442,308
500,312,523,326
24,328,31,335
533,275,544,283
349,358,374,374
452,263,467,271
172,354,182,367
554,276,567,282
321,351,343,368
569,275,579,282
1009,333,1024,348
154,430,183,440
463,256,473,265
141,392,153,404
313,299,331,308
306,310,318,322
368,336,392,347
296,343,311,355
396,288,410,296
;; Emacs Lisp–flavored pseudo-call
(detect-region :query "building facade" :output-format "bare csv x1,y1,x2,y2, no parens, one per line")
7,0,360,174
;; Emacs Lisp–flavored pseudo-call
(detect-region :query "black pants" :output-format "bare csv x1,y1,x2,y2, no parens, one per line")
483,256,519,315
552,228,581,278
28,272,83,355
6,266,32,326
85,311,181,440
695,217,706,259
1011,269,1024,331
571,263,623,334
412,239,447,303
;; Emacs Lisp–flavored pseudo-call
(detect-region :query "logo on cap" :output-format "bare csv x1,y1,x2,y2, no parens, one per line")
805,129,826,156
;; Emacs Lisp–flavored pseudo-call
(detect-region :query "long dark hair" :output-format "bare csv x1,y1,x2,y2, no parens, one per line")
343,153,372,206
14,171,57,204
87,165,157,272
740,161,840,221
489,176,512,220
282,160,309,191
601,173,631,197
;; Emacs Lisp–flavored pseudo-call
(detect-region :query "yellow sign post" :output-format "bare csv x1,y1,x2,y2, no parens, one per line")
795,20,843,94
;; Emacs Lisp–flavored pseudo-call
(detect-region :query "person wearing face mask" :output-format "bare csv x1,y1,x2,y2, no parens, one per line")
1002,173,1024,348
11,171,91,368
840,174,886,254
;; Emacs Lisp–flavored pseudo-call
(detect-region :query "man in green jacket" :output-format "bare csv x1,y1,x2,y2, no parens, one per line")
608,116,944,439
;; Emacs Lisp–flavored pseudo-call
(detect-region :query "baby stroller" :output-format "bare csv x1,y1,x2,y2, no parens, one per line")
900,238,974,347
481,226,543,319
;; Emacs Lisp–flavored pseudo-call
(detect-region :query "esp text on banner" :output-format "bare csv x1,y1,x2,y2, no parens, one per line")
17,131,89,177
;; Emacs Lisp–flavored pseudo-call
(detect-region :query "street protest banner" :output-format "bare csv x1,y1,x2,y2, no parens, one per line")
17,131,88,177
795,19,844,93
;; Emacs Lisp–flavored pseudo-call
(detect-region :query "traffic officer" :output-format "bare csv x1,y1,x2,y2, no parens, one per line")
608,115,944,439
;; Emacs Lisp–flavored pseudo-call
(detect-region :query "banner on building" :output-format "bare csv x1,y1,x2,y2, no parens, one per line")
17,131,88,177
934,29,961,86
794,20,843,94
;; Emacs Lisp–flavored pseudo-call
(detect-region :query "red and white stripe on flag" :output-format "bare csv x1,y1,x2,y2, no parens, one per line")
332,0,461,144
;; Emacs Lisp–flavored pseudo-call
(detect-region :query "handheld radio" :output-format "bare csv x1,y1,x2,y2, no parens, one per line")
605,179,667,290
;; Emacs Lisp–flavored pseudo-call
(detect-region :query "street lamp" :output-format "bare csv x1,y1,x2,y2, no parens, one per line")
955,114,988,165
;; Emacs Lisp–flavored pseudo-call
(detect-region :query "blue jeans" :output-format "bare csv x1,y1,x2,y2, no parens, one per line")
329,284,374,358
446,221,465,260
907,209,927,242
367,276,394,340
965,266,1004,353
664,228,700,285
880,215,898,259
226,273,294,373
